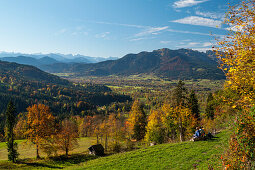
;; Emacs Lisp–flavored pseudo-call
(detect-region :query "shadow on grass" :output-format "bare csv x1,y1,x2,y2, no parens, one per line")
0,154,99,169
50,153,99,165
19,161,63,169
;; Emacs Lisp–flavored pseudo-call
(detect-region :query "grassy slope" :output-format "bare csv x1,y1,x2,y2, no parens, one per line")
73,130,231,170
0,130,231,169
0,137,96,160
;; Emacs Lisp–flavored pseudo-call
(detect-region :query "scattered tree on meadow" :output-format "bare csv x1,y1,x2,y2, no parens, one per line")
215,0,255,168
57,119,79,156
127,100,147,141
5,101,19,162
25,104,56,159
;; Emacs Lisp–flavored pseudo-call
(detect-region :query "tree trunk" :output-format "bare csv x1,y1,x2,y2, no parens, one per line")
179,117,184,142
65,147,68,156
105,133,108,152
36,144,40,159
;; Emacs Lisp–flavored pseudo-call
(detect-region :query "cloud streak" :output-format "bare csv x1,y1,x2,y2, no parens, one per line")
195,11,225,20
173,0,209,8
171,16,222,28
93,21,146,29
95,32,110,38
135,26,169,37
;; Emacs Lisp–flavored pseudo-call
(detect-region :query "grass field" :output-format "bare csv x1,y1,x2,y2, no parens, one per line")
0,130,231,169
73,130,231,170
0,137,96,161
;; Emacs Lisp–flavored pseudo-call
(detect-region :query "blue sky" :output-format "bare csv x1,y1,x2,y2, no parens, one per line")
0,0,240,58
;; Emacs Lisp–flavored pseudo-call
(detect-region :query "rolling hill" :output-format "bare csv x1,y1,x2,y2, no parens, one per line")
42,48,225,80
0,60,69,85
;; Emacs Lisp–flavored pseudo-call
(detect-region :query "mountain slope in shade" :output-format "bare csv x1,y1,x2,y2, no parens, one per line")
43,48,225,80
0,60,69,85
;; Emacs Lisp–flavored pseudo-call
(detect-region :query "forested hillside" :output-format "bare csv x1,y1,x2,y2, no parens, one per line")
0,60,131,137
42,48,225,80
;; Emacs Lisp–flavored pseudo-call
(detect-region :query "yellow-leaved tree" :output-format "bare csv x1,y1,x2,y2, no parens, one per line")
161,104,195,142
25,104,56,159
145,110,165,144
215,0,255,168
127,100,147,141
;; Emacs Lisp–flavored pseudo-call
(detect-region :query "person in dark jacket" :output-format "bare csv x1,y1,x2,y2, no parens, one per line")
194,127,200,138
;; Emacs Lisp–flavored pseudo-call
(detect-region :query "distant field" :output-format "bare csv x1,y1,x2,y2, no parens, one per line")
0,130,231,169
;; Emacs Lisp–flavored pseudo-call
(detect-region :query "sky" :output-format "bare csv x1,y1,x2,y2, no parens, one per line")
0,0,240,58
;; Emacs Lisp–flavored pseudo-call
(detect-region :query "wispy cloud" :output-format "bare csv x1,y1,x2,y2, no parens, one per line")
173,0,209,8
171,16,222,28
95,32,110,38
130,37,156,42
191,47,212,52
203,42,212,47
135,26,169,37
93,21,146,29
54,28,67,36
72,31,88,36
167,28,212,36
176,41,213,51
195,11,225,20
160,41,172,44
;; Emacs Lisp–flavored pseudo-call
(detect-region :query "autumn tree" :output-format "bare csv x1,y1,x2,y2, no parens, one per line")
57,119,79,156
25,104,56,159
107,114,126,152
14,113,27,139
145,110,165,144
161,104,195,142
5,101,19,162
127,100,147,141
215,0,255,168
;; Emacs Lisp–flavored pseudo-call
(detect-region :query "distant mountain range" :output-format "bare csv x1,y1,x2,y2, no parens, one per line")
41,48,225,80
0,52,118,64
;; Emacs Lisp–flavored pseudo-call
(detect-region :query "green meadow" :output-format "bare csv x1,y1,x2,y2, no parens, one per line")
0,130,231,169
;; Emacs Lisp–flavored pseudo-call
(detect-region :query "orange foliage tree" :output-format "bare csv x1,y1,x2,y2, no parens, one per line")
57,119,79,156
25,104,56,159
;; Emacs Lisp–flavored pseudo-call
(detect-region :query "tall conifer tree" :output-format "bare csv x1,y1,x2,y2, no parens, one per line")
188,90,200,121
5,101,19,162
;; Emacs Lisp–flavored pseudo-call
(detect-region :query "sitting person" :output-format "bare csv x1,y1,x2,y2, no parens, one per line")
199,127,205,137
193,127,200,140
